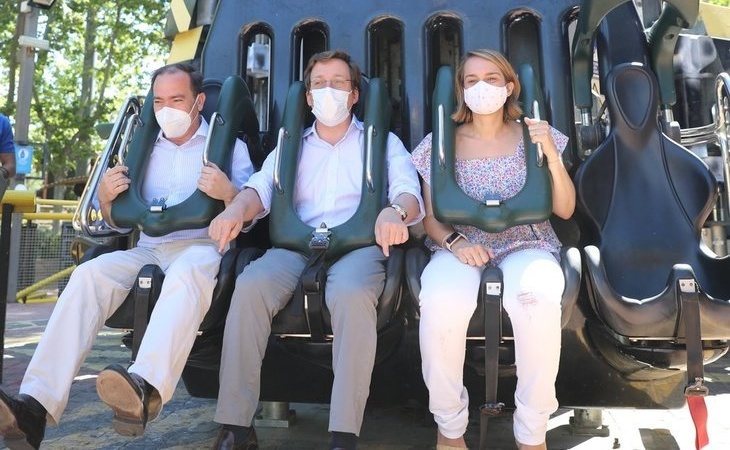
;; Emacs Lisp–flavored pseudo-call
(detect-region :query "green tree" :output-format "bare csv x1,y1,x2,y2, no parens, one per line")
1,0,167,196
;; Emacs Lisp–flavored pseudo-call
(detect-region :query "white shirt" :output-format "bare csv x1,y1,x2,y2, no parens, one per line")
245,116,424,229
137,118,254,247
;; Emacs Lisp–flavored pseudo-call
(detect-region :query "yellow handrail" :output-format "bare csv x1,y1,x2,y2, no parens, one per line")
16,265,77,302
22,213,75,221
36,199,79,207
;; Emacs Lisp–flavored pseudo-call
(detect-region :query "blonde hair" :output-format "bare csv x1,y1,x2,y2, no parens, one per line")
452,49,522,124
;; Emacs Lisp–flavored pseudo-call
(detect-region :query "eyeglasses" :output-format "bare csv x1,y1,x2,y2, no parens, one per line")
310,78,352,91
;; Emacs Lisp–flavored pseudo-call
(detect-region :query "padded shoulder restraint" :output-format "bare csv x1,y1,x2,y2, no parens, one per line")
430,65,552,232
111,76,255,236
269,79,391,260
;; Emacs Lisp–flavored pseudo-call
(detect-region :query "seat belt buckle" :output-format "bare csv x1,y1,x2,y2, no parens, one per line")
309,222,331,251
479,402,504,417
685,377,710,397
149,197,167,213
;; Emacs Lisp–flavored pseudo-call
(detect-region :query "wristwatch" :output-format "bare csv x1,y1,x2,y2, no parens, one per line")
443,231,466,251
388,203,408,222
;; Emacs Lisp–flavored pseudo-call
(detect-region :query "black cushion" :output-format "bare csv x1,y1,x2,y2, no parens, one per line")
575,62,730,339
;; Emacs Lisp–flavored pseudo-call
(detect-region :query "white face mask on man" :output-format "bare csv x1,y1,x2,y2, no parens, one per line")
310,87,351,127
463,81,509,116
155,95,201,139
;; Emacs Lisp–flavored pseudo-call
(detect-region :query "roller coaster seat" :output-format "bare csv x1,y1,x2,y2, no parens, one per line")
575,61,730,342
73,77,263,396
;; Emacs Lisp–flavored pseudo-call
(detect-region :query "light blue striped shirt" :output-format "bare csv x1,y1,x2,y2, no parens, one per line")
137,118,253,247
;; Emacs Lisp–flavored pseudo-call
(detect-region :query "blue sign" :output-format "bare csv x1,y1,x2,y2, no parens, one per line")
15,144,33,175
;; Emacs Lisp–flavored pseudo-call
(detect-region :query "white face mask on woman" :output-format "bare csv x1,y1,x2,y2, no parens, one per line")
155,95,200,139
463,81,509,116
310,87,351,127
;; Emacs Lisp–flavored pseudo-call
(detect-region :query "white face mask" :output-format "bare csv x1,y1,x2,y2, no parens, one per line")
310,87,351,127
463,81,509,116
155,95,200,139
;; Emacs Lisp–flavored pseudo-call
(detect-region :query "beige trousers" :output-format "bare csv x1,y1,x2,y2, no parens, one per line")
214,245,386,436
19,239,221,424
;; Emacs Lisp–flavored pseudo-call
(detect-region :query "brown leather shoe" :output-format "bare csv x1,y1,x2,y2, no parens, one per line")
211,426,258,450
96,364,162,437
0,390,46,450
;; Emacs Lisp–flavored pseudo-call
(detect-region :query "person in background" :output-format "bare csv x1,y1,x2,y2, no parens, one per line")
0,113,16,194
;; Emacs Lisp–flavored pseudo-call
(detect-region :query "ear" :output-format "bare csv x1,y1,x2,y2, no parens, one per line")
306,90,314,108
350,89,360,108
196,93,206,111
505,81,515,97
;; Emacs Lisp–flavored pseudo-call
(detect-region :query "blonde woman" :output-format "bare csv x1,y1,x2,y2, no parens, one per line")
411,49,575,450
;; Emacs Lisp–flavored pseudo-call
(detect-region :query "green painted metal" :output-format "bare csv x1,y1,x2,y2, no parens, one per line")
572,0,699,110
430,65,552,232
571,0,627,110
648,1,699,107
269,79,391,260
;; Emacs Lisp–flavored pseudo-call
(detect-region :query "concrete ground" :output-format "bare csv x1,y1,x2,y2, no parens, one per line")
1,301,729,449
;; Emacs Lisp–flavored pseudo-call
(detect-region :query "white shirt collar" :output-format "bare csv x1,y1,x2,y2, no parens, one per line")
303,115,362,141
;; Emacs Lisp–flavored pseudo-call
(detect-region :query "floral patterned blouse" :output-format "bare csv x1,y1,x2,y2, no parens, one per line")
411,125,569,266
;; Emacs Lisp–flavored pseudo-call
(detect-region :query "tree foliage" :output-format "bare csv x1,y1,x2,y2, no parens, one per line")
0,0,167,193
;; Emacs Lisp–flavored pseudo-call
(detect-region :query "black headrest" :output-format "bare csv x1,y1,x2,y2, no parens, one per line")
200,78,222,122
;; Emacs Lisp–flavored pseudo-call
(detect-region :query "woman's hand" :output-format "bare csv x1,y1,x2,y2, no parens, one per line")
451,240,494,267
524,117,559,164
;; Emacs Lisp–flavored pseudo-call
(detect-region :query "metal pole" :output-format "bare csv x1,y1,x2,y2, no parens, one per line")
0,204,15,383
15,6,39,145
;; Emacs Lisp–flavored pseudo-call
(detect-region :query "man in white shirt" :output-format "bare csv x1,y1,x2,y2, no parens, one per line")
209,50,424,450
0,63,254,450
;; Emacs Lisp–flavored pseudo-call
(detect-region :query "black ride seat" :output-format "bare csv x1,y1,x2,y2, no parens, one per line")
77,76,263,397
575,61,730,341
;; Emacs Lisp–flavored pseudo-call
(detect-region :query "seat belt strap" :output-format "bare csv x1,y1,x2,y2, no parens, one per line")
479,268,504,450
301,224,331,343
131,265,164,362
679,278,709,450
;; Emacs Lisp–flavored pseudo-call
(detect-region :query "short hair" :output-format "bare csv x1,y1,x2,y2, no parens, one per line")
302,50,361,92
151,62,204,96
452,49,522,124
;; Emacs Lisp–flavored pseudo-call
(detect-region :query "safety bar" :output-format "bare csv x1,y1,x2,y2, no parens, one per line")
572,0,698,122
365,124,375,192
273,127,286,193
648,2,699,107
203,112,226,166
716,72,730,222
73,96,140,237
116,113,141,166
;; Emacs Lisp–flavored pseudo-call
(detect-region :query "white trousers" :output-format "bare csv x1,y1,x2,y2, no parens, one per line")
419,249,564,445
19,239,221,425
